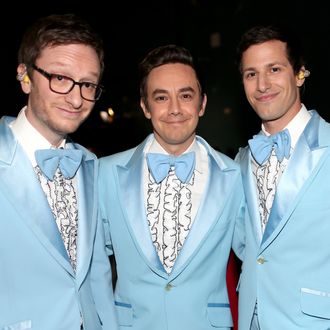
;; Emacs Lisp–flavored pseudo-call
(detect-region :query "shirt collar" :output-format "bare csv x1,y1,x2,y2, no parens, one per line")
261,104,311,148
10,106,66,165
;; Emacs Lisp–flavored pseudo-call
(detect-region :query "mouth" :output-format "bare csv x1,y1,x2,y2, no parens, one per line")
57,106,82,117
164,118,188,124
256,92,278,103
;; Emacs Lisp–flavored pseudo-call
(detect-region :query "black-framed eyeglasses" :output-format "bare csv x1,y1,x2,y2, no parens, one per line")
32,64,104,102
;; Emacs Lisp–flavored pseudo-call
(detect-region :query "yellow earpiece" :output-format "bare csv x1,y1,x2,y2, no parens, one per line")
23,75,30,84
297,70,310,80
297,71,305,80
16,72,30,83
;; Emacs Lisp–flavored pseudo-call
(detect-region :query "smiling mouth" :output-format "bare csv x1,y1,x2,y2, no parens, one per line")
256,91,279,102
165,118,188,124
58,107,82,115
256,95,275,103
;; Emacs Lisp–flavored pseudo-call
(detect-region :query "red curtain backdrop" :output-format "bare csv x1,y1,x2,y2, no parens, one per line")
226,250,240,330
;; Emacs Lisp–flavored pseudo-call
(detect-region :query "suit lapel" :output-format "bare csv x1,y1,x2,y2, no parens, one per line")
239,147,263,243
116,138,166,277
0,136,73,273
171,137,239,275
262,111,330,246
74,148,97,284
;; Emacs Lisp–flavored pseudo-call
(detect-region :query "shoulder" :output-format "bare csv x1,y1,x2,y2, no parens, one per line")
99,147,137,167
67,139,97,161
99,135,152,168
305,110,330,144
235,145,250,163
196,135,241,170
214,148,240,168
1,116,15,125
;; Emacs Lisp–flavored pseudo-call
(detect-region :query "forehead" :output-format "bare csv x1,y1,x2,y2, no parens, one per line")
242,40,289,69
147,63,198,89
37,44,101,73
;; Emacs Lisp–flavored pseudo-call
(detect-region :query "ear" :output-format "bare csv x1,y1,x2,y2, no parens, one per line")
17,63,31,94
140,98,151,119
198,93,207,117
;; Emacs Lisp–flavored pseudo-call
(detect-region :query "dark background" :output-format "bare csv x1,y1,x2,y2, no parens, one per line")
2,0,328,157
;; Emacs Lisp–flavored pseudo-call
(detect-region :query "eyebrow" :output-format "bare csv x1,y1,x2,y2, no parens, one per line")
43,64,100,82
151,86,196,97
243,61,288,72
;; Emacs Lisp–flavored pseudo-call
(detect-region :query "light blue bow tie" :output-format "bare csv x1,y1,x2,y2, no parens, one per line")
146,151,196,184
248,129,291,165
35,148,83,181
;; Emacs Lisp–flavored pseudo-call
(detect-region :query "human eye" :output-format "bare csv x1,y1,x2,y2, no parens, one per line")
82,81,98,90
49,74,73,92
270,66,281,73
244,71,256,80
51,74,70,83
154,94,167,102
180,92,193,101
50,74,74,90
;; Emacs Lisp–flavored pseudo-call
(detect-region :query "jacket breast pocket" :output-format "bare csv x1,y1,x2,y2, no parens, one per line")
115,301,133,326
301,287,330,319
207,302,233,328
2,320,32,330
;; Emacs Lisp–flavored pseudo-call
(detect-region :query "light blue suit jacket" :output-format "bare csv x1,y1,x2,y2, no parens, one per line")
99,134,245,330
0,116,117,330
234,110,330,329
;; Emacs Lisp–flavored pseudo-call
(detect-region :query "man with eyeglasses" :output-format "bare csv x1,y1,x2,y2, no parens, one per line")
31,64,104,102
0,14,118,330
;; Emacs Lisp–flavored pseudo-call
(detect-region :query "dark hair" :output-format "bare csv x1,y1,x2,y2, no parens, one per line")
18,13,104,78
138,44,205,103
237,24,305,75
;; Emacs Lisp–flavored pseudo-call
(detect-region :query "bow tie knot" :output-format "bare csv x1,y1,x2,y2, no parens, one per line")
146,151,196,184
248,129,291,165
35,148,83,180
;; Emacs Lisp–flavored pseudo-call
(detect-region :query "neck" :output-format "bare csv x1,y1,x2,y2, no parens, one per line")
263,105,301,135
154,136,196,156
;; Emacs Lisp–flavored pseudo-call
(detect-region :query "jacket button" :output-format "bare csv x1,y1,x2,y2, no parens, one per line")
257,256,266,264
165,283,173,291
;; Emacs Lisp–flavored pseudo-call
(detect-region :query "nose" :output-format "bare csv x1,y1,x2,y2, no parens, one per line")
169,97,181,115
65,84,84,108
257,73,271,93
